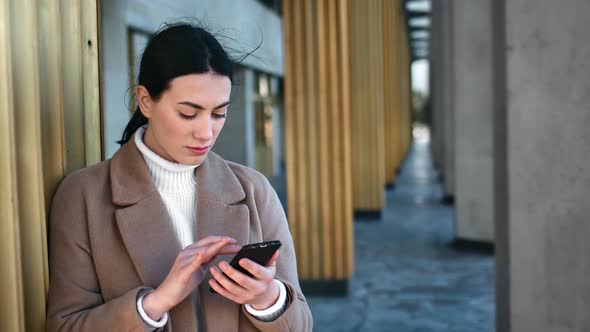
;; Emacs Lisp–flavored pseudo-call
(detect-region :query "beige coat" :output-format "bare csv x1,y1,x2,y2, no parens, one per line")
46,139,313,332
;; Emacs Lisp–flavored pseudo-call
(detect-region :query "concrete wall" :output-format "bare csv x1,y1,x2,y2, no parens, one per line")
452,0,494,242
429,0,443,171
100,0,131,157
440,0,455,198
213,67,256,168
495,0,590,329
125,0,283,75
100,0,283,158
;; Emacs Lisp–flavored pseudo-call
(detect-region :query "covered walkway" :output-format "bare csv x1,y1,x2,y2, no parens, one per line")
307,128,494,331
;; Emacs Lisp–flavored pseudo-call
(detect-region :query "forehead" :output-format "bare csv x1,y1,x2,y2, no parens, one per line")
165,72,231,102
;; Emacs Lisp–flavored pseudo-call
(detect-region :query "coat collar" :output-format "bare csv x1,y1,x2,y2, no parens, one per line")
110,138,246,206
110,138,250,330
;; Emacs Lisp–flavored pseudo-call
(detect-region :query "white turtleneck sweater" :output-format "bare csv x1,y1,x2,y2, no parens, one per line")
133,127,287,329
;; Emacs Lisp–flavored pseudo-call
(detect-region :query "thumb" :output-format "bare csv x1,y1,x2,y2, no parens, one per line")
266,250,280,267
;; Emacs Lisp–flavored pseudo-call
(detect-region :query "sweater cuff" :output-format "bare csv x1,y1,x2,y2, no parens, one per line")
136,289,169,329
245,279,288,321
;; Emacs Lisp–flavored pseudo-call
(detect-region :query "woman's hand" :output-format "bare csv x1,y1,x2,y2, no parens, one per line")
208,250,281,310
142,236,241,320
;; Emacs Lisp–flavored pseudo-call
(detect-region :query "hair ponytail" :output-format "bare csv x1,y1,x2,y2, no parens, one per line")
117,107,148,145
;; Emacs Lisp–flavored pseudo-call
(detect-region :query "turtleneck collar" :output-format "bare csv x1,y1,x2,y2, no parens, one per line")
134,126,197,193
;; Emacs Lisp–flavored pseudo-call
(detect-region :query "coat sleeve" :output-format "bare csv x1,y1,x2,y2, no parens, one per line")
242,175,313,332
46,174,161,332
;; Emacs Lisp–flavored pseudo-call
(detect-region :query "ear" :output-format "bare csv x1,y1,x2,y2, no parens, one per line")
136,85,152,118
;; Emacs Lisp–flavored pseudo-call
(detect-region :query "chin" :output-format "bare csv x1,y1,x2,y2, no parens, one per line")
185,155,207,165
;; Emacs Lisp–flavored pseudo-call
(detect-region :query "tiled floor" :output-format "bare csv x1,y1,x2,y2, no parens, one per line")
304,132,495,331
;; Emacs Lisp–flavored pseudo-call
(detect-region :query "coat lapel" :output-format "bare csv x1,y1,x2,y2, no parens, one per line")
110,139,181,287
110,140,198,330
194,153,252,331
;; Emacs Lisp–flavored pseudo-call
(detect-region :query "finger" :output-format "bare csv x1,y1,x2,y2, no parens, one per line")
208,279,243,304
239,258,274,282
191,236,236,248
266,250,280,266
182,243,238,262
181,252,204,277
216,261,260,291
210,265,248,296
201,239,236,262
218,244,242,255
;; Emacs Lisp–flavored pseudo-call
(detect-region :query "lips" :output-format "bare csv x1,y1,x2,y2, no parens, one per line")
187,146,210,155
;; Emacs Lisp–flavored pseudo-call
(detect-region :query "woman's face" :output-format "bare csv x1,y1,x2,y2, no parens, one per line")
138,72,231,165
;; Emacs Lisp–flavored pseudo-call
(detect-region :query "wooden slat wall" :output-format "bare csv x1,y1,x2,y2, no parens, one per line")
39,0,67,211
382,0,403,185
0,1,102,330
349,0,386,212
81,0,103,164
0,2,24,331
283,0,354,280
10,1,49,331
399,16,412,157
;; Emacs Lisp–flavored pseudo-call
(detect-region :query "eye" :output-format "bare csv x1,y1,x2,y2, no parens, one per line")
178,112,197,120
212,113,227,119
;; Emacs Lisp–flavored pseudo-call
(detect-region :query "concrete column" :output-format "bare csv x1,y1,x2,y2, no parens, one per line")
494,0,590,330
100,0,129,158
440,0,455,200
429,0,444,171
452,0,495,242
213,67,256,168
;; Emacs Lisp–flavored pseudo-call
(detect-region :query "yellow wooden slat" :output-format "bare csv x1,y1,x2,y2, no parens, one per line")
61,0,86,173
38,0,66,217
10,0,49,330
374,0,386,194
349,0,385,211
383,0,397,185
313,0,330,279
292,0,311,277
391,0,403,170
81,0,102,165
302,0,321,279
0,1,25,330
282,0,299,273
338,0,355,278
37,0,66,305
349,0,361,208
322,0,344,279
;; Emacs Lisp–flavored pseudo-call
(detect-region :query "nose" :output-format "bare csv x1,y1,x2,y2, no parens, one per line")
192,117,213,142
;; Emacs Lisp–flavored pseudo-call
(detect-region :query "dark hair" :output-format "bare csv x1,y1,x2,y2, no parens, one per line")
117,23,234,145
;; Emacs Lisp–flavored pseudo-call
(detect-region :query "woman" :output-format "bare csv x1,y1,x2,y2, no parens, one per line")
46,23,312,332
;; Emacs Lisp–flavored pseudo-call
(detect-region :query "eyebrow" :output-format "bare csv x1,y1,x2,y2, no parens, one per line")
177,101,230,110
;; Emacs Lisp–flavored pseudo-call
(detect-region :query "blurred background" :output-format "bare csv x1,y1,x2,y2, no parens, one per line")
2,0,589,331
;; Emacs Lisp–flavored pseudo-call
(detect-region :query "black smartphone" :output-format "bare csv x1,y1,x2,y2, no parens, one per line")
229,240,282,277
210,240,281,293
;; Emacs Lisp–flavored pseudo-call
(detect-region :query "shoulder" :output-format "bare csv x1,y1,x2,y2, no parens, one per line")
225,160,270,189
53,159,111,203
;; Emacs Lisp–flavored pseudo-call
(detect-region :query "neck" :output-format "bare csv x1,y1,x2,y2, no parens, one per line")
134,126,197,193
